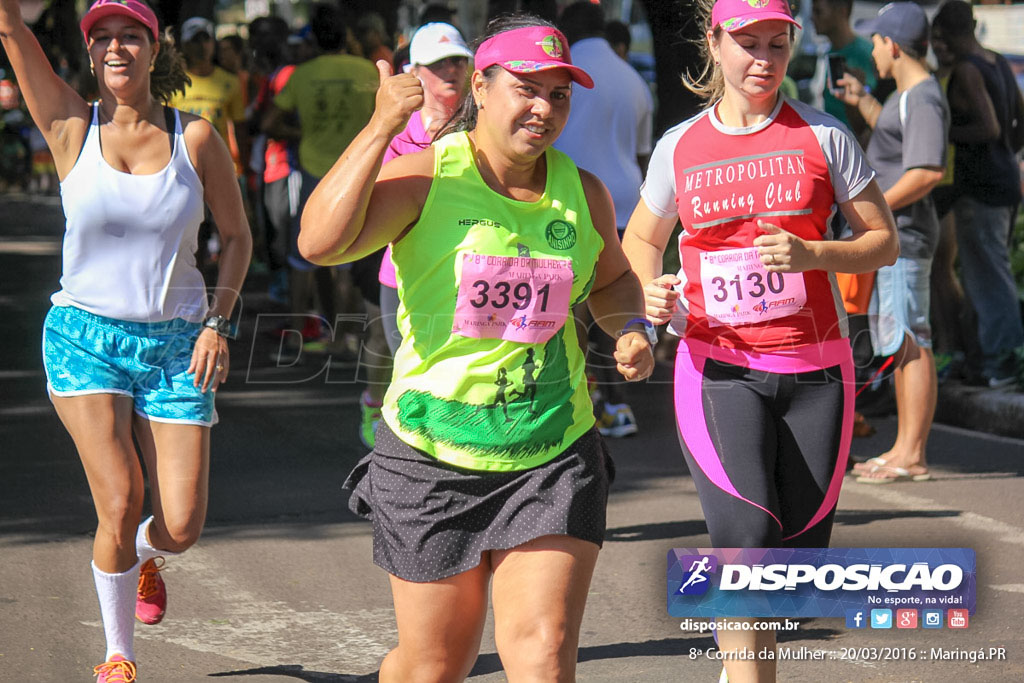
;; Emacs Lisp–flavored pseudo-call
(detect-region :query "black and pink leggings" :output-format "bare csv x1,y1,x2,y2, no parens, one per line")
673,339,855,548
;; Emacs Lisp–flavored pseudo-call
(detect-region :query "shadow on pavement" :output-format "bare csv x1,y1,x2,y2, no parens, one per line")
209,665,377,681
466,640,701,677
463,628,843,676
205,626,848,681
834,509,960,527
606,519,708,542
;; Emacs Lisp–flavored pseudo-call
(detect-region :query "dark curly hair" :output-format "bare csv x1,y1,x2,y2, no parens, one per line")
150,29,191,103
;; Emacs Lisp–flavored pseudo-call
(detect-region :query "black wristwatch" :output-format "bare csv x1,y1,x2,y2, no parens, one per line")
203,314,234,338
618,317,657,346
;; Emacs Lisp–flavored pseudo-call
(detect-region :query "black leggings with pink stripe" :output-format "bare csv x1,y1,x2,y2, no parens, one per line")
674,342,855,548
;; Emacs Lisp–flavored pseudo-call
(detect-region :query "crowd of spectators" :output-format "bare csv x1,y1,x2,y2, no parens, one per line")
1,0,1022,411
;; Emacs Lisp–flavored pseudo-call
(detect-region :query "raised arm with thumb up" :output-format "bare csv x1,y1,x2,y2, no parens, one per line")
371,59,424,140
299,60,431,266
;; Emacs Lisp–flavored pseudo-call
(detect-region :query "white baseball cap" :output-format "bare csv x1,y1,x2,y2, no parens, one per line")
181,16,215,43
409,23,472,67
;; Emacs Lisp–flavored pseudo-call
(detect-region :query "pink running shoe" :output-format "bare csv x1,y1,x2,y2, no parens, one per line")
136,557,166,625
93,654,136,682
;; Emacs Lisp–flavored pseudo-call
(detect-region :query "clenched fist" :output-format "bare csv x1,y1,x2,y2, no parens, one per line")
643,274,681,325
614,332,655,382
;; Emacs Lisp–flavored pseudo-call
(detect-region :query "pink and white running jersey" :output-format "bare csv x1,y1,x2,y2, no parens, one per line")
379,111,432,288
641,96,875,354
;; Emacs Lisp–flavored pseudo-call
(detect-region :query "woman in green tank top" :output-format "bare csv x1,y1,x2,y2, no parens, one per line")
301,13,654,682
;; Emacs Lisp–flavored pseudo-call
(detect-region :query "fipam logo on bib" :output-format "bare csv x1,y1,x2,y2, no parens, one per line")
667,548,976,618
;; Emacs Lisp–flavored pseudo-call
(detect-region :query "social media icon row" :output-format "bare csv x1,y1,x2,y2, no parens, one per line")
846,608,968,629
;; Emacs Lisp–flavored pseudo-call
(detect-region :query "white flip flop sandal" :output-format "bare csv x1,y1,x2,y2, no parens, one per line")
856,464,931,484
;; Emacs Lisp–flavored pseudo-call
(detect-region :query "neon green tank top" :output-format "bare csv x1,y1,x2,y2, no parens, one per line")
382,131,604,472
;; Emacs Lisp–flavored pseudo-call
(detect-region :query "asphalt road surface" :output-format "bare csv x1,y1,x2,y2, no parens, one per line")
2,195,1022,682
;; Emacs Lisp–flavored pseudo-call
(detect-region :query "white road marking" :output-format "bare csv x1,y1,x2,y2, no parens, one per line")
4,393,361,418
0,369,44,379
84,544,393,672
215,391,360,408
848,483,1024,547
0,404,54,418
0,238,61,255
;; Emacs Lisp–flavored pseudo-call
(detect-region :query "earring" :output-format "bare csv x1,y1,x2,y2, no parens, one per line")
149,63,155,72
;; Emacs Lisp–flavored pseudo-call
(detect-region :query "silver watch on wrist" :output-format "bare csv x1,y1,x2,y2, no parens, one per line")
203,314,234,338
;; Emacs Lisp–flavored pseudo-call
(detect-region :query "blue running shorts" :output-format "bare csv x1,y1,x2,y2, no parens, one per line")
42,306,217,426
870,256,933,357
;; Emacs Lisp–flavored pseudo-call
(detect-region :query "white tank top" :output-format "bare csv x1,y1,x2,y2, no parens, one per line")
52,105,207,322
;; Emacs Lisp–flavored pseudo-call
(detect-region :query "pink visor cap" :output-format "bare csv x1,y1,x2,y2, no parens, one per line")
81,0,160,43
474,26,593,89
712,0,801,32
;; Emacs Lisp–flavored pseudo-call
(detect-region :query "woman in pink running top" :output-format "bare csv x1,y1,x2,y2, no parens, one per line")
377,22,471,347
622,0,897,678
0,1,251,680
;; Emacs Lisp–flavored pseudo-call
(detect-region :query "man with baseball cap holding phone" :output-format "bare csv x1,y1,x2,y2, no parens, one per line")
837,2,949,484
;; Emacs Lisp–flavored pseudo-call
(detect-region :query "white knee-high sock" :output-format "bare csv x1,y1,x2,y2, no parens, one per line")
92,560,140,662
136,516,179,563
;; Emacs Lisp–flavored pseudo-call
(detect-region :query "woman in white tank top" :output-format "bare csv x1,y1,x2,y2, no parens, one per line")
0,1,251,680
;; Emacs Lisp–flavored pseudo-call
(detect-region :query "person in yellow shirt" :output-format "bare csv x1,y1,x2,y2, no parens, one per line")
170,16,250,272
261,4,380,368
170,17,247,175
263,14,378,180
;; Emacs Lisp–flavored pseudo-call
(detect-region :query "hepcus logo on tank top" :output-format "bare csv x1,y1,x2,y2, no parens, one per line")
673,108,833,233
457,217,578,251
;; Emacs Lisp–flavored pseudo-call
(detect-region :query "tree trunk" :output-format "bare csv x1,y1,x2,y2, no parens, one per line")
639,0,704,136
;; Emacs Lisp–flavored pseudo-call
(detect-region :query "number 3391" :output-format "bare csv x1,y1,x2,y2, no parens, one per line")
470,280,551,311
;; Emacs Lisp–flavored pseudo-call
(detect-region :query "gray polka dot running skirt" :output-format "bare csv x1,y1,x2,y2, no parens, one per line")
344,420,615,583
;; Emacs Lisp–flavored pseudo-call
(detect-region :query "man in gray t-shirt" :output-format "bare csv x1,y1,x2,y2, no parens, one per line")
837,2,949,484
866,79,949,260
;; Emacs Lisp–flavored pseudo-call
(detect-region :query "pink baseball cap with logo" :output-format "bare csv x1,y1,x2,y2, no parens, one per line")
474,26,594,89
80,0,160,43
712,0,801,32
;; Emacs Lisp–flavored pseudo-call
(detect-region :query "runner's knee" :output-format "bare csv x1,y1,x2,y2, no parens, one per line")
156,515,203,552
380,645,477,683
95,492,145,546
495,617,577,681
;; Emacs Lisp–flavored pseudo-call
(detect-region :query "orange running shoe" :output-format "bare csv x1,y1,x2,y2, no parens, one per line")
136,557,166,625
93,654,136,682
